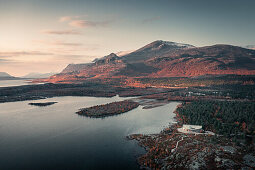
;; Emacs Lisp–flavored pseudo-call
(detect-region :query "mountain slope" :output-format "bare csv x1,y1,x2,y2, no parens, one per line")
121,40,195,63
147,44,255,77
46,41,255,83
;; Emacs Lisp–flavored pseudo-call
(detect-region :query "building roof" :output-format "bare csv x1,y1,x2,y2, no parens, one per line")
183,124,202,130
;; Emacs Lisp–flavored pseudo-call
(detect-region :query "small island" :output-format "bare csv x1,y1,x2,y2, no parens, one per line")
76,100,139,118
29,102,57,107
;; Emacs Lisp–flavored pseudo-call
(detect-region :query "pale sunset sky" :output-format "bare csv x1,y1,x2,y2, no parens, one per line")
0,0,255,76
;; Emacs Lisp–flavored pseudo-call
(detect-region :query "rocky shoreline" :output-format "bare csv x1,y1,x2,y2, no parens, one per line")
127,104,255,169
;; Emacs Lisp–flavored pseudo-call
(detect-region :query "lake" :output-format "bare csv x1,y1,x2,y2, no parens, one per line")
0,95,179,170
0,79,34,87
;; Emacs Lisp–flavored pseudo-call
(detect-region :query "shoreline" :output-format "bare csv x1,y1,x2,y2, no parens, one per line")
1,78,255,104
127,103,255,169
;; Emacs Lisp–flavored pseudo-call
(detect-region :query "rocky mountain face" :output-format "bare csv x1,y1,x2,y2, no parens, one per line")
61,63,92,74
46,40,255,83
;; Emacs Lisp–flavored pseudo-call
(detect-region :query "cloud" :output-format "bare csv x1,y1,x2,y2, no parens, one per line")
59,16,72,22
57,15,113,29
0,58,9,62
52,42,83,46
49,46,98,55
55,42,83,46
54,54,89,60
0,51,53,57
0,58,21,65
69,20,111,28
35,40,83,47
52,54,98,63
59,15,87,22
42,29,81,35
142,16,160,24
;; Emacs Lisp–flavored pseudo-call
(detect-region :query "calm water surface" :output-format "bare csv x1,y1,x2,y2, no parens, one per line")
0,95,179,170
0,79,34,87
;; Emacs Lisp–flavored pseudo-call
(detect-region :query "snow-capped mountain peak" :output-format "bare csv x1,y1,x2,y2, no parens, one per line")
159,40,195,48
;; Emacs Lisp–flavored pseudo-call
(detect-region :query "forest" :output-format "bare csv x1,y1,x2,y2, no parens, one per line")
136,75,255,87
76,100,139,117
176,101,255,140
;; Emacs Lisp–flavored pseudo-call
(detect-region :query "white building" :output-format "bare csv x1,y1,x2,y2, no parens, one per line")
178,124,203,134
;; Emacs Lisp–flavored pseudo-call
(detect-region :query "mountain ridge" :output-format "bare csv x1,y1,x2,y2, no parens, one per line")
44,40,255,83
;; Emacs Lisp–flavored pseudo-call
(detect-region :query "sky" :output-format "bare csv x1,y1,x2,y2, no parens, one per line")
0,0,255,76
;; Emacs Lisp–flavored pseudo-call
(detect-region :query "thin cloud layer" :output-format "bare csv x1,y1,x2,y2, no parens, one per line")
68,20,111,28
59,16,72,22
35,40,83,47
53,54,94,60
42,29,81,35
0,58,21,65
58,15,110,28
0,58,10,62
52,42,83,46
0,51,53,57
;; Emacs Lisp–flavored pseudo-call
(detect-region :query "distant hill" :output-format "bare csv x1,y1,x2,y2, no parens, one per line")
0,72,20,80
45,40,255,83
0,72,13,77
244,45,255,50
22,72,57,79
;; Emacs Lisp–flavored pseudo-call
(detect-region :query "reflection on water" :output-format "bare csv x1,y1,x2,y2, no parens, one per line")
0,95,179,170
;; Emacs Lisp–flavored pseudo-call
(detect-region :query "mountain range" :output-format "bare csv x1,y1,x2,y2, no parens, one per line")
22,72,57,79
0,72,19,80
0,72,13,78
45,40,255,83
0,72,58,81
0,72,20,80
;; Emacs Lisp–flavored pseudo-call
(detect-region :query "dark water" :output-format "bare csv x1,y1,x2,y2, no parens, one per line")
0,96,178,170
